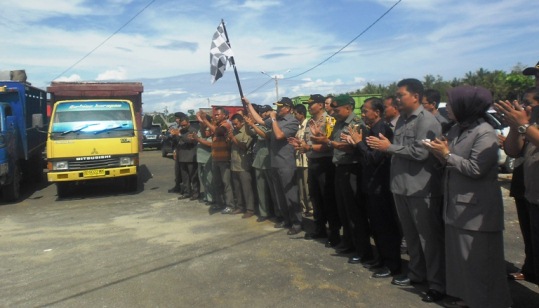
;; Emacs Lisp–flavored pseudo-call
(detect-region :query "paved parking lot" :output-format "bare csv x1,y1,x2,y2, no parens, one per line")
0,150,537,307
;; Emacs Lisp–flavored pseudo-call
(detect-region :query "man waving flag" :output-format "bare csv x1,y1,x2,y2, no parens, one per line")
210,21,234,84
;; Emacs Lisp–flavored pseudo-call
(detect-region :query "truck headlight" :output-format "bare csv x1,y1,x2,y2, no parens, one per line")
119,157,134,166
52,161,68,170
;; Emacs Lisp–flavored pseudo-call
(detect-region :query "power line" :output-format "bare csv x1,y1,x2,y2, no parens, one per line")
51,0,157,82
285,0,402,80
214,0,402,103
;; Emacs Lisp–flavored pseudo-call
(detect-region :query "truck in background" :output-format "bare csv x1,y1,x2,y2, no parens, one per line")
46,82,143,198
0,81,48,201
292,94,382,118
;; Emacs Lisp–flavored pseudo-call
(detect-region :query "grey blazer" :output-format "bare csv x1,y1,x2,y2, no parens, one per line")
444,119,504,232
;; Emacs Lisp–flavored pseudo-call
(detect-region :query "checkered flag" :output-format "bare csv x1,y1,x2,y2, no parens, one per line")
210,21,234,84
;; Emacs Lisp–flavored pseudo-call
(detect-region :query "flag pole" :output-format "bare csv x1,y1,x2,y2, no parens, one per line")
220,19,246,110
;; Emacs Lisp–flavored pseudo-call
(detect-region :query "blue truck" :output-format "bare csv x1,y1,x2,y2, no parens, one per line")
0,81,48,201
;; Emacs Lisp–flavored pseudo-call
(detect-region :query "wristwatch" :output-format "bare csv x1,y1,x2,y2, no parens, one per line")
443,152,451,161
518,123,530,134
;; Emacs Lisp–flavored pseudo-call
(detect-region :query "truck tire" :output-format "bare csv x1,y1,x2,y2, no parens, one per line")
56,182,71,198
125,175,138,192
2,163,21,202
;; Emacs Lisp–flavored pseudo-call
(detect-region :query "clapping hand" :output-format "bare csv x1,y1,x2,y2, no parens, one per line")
346,126,363,145
422,137,449,161
309,120,322,137
366,133,391,151
244,114,255,126
493,100,528,129
287,137,301,147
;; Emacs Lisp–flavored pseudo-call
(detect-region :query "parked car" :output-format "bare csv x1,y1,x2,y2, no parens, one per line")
142,124,162,149
160,121,200,158
438,103,515,173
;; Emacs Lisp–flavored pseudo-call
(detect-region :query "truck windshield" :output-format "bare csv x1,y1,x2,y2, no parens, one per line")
50,101,135,140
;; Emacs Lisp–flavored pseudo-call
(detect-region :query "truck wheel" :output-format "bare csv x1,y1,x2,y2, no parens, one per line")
56,182,71,198
2,164,21,202
125,175,138,192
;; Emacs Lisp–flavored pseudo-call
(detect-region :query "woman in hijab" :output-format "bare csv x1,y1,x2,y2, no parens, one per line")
423,86,512,308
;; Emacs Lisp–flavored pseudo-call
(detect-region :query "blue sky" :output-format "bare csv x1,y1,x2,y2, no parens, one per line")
1,0,538,114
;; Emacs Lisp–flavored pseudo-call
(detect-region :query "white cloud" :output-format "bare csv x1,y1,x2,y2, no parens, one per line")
54,74,82,82
96,67,127,80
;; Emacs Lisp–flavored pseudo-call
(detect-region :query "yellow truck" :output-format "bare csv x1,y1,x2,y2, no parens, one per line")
46,82,143,198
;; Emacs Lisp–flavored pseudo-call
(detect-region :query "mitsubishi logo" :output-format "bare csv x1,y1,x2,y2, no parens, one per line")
91,148,98,154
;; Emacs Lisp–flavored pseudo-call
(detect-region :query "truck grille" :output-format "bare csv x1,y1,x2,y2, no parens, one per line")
69,157,121,170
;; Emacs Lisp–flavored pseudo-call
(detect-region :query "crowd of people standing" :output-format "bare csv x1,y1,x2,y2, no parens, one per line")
166,62,539,307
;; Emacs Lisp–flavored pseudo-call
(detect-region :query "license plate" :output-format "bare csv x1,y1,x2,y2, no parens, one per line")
147,135,156,139
83,169,106,177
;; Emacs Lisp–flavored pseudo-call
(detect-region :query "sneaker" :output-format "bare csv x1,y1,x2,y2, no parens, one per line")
221,207,234,214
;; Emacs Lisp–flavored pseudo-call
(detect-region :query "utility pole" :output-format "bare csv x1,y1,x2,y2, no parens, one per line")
261,70,289,101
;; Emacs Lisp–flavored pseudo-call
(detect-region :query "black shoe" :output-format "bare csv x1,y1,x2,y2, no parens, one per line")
274,221,288,229
371,268,392,278
422,289,445,302
287,226,302,235
335,247,355,254
363,260,383,269
209,204,222,211
325,240,340,248
304,231,327,240
256,216,268,222
178,194,190,200
168,187,181,193
333,242,348,250
391,275,411,286
348,256,363,264
190,195,199,201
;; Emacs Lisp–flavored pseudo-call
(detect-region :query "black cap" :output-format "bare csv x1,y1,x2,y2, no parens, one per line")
523,61,539,76
259,105,273,113
304,94,325,104
274,97,294,107
174,112,186,118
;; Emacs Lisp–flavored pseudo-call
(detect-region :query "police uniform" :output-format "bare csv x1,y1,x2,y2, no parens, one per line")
303,94,341,243
330,95,372,261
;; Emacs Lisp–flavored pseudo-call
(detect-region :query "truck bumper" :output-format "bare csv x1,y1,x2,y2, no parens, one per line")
47,166,137,182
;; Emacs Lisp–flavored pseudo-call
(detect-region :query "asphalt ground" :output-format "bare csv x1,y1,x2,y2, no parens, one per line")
0,150,538,307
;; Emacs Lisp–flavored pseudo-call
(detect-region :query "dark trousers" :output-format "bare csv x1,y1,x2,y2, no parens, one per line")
173,159,182,192
268,167,302,227
334,164,372,259
366,193,402,272
232,170,255,212
394,194,445,293
529,203,539,283
515,197,535,279
212,161,234,208
254,168,273,218
308,157,340,236
179,162,199,197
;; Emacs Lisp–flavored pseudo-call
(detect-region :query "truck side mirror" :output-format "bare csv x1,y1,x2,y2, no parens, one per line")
32,113,44,128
